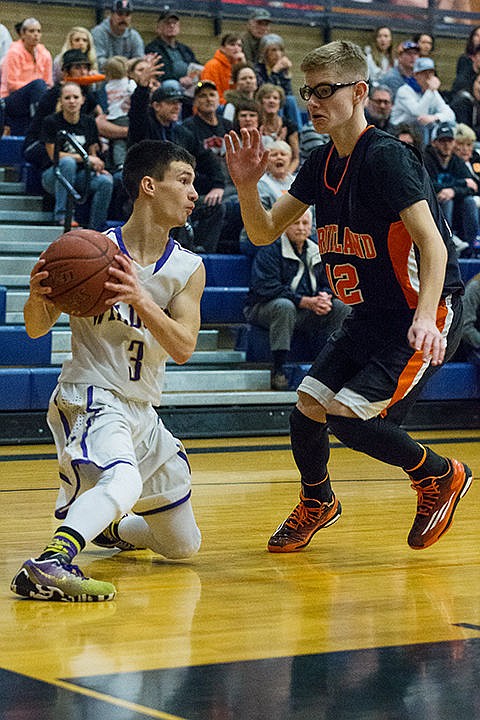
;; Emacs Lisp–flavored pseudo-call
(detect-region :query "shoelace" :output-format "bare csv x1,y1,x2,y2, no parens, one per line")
285,501,324,529
412,479,440,516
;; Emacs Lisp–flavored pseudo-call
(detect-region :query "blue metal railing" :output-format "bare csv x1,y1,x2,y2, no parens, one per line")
53,130,91,233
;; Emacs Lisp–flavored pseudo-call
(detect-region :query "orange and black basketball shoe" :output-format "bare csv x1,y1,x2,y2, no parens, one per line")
408,458,473,549
268,492,342,552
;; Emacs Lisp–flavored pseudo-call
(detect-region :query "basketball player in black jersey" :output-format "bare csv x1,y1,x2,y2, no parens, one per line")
225,40,472,553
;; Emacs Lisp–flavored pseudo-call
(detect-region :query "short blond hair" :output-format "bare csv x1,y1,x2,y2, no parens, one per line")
454,123,476,143
105,55,128,80
301,40,368,82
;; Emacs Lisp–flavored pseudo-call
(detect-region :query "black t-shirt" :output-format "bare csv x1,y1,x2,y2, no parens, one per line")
289,126,463,315
40,112,100,153
25,84,98,147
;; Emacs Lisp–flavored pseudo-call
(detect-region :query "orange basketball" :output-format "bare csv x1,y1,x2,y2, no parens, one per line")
40,229,121,317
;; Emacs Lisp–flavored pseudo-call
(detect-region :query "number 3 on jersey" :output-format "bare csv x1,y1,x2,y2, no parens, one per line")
325,263,363,305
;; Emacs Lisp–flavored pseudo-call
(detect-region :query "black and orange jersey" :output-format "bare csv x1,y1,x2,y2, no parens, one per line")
289,126,463,316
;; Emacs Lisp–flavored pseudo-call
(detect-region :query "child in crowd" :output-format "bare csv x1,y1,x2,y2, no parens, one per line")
103,54,136,169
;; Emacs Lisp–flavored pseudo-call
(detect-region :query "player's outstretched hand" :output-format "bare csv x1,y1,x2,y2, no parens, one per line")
224,128,270,190
407,318,446,366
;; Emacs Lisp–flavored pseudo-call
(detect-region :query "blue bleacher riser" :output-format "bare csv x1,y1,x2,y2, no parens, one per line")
30,367,60,408
0,136,24,165
0,286,6,324
200,287,248,323
0,326,51,365
418,362,480,400
0,368,31,410
202,254,252,287
236,323,315,363
459,259,480,284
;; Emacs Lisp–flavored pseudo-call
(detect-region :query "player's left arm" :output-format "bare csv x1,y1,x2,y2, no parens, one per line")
105,254,206,364
400,199,448,366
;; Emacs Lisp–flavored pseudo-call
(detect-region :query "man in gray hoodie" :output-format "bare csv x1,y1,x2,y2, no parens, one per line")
91,0,144,71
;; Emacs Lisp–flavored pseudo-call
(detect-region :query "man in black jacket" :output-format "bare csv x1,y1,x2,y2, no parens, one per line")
423,121,479,255
128,69,226,252
144,10,201,117
244,209,350,389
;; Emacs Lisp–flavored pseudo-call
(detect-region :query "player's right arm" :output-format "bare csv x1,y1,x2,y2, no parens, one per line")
225,128,308,245
24,258,62,338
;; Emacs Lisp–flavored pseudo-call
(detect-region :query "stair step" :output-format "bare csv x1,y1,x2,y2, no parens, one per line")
0,181,26,194
163,369,270,392
0,224,60,243
0,195,44,210
0,210,54,223
162,390,297,405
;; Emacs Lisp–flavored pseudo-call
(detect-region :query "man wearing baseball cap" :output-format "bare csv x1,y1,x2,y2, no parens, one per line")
242,8,273,65
145,9,202,117
391,56,455,144
23,49,102,171
128,63,227,252
424,121,478,256
382,40,420,100
91,0,144,71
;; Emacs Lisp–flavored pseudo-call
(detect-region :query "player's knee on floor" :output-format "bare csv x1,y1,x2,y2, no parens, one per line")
146,501,202,559
148,527,202,559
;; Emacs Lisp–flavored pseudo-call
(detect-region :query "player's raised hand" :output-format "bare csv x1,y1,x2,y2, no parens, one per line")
224,128,270,189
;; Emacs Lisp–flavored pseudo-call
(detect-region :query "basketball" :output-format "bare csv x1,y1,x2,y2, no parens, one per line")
40,229,121,317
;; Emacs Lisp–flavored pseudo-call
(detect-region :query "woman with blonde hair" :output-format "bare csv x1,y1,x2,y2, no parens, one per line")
256,82,299,173
53,26,98,83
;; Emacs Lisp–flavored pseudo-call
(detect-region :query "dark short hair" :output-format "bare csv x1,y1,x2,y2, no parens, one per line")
221,32,242,46
122,140,195,201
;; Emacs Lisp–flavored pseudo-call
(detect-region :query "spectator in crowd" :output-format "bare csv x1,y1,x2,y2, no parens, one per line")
257,82,299,173
40,81,113,229
451,43,480,96
183,79,242,251
244,208,350,390
298,120,329,165
233,97,261,132
91,0,144,72
240,139,294,254
452,26,480,95
364,26,394,86
382,40,419,100
201,33,245,105
223,62,258,121
255,32,302,127
0,17,52,136
23,49,103,171
453,122,480,178
391,56,455,146
127,55,160,93
53,26,98,84
393,122,423,149
423,121,477,256
144,10,202,117
241,8,272,66
0,22,12,66
450,72,480,141
102,54,136,170
412,32,435,58
365,84,395,132
462,273,480,360
128,63,226,252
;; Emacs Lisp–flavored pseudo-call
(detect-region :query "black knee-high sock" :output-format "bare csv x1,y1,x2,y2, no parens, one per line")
290,407,333,502
326,414,449,478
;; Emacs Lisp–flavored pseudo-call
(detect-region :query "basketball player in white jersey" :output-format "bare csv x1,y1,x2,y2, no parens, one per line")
11,139,206,602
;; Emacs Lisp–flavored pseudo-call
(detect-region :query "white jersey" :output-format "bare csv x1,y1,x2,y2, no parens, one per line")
59,227,202,405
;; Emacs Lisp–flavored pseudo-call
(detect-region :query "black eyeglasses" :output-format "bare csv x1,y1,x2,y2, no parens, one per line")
299,81,361,101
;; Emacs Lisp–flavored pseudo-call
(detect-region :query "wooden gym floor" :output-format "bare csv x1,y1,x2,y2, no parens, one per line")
1,428,480,719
